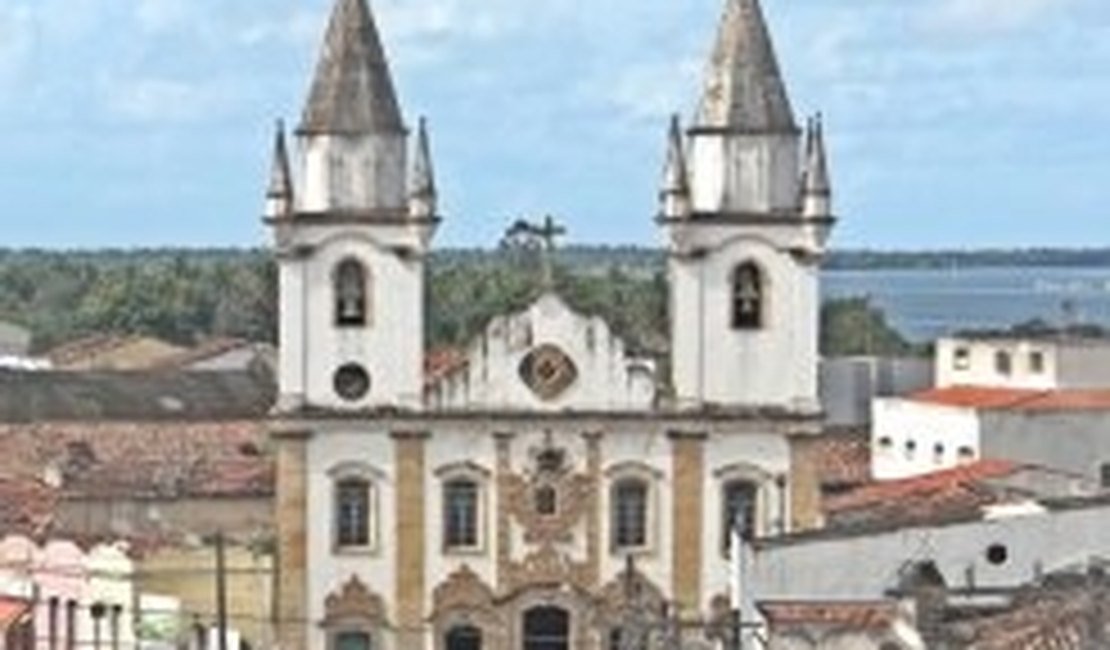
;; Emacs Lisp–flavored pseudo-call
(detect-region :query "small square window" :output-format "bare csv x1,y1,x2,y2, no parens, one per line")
995,351,1012,376
953,347,971,370
1029,351,1045,374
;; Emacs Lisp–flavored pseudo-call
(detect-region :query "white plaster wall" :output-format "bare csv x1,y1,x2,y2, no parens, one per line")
669,233,819,411
424,430,499,607
299,134,407,213
751,502,1110,601
598,430,674,597
701,431,792,612
871,398,980,480
688,133,800,214
935,338,1059,390
432,294,656,412
278,225,430,412
306,430,397,650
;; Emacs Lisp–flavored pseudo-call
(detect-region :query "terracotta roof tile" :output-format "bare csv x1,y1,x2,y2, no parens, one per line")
0,596,31,631
759,600,898,630
0,421,272,500
909,386,1110,411
823,460,1021,531
802,431,872,488
0,476,59,538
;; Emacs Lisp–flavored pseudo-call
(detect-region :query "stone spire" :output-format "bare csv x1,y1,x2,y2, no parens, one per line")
696,0,796,132
265,120,294,218
299,0,405,135
802,114,832,218
409,117,437,219
660,114,691,219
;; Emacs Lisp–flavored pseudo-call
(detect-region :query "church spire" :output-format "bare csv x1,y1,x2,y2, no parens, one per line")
299,0,405,135
409,117,437,219
802,113,832,218
696,0,796,132
660,114,691,219
265,119,294,218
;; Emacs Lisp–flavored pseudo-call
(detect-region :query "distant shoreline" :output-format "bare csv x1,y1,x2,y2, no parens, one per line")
2,246,1110,272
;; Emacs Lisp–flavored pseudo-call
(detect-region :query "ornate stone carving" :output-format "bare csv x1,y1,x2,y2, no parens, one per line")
433,565,495,615
502,544,594,596
597,563,666,622
519,344,578,400
323,575,387,626
502,434,593,545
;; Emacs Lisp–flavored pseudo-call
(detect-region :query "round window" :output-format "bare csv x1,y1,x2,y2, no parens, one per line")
333,364,371,402
986,543,1008,566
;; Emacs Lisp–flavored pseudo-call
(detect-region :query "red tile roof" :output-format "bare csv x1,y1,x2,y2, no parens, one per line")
759,601,898,630
909,386,1110,411
823,460,1022,531
801,430,872,488
0,421,272,500
0,476,59,538
0,596,30,632
424,347,468,385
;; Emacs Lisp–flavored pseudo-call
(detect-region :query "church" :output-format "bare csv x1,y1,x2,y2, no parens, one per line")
268,0,835,648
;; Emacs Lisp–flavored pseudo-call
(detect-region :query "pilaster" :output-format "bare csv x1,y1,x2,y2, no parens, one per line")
274,427,311,650
670,431,706,614
393,431,428,648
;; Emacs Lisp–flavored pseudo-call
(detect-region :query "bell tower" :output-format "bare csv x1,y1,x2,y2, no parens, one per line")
267,0,439,413
661,0,834,413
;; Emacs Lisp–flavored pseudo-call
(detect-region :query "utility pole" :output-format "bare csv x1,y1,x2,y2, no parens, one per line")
215,531,229,650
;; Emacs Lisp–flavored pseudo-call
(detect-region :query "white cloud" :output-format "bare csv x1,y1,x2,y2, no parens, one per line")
595,58,703,124
925,0,1072,35
101,77,235,124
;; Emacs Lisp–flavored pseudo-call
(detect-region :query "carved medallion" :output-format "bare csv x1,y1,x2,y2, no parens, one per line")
519,344,577,400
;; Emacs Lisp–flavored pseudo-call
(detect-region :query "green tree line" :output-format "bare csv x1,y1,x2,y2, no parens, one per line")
0,248,911,357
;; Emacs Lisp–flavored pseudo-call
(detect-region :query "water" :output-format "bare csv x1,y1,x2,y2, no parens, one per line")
821,266,1110,342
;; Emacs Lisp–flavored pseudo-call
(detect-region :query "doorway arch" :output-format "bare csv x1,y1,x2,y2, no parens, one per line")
522,606,570,650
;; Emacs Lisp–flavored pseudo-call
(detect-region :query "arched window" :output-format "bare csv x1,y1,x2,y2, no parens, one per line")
335,477,372,549
523,607,569,650
335,258,369,327
722,480,758,552
611,478,649,550
443,478,480,550
445,625,482,650
731,262,764,330
334,631,372,650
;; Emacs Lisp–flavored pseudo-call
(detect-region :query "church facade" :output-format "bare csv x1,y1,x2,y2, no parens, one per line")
269,0,835,648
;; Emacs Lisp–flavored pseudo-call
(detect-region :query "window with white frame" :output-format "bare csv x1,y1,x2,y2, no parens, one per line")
611,478,649,550
335,477,372,549
721,480,758,552
443,478,480,550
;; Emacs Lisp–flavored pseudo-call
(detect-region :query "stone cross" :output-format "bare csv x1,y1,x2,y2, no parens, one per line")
503,215,567,288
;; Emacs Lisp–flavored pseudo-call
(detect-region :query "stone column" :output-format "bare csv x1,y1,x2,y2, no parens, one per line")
393,431,428,649
583,431,602,588
670,431,706,615
494,432,515,593
274,427,311,650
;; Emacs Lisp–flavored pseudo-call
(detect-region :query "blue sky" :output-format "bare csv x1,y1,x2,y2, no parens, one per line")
0,0,1108,250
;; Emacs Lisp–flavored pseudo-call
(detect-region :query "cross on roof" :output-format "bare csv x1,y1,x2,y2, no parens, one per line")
503,215,567,288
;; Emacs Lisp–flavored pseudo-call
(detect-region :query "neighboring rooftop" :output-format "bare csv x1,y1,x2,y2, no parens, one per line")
0,420,272,501
0,368,274,422
908,386,1110,411
819,460,1092,536
0,476,59,538
758,600,899,631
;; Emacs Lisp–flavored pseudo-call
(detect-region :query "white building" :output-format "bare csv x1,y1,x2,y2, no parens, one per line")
935,334,1110,390
269,0,836,649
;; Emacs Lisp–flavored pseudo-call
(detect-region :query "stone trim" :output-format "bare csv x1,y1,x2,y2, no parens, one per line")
394,433,426,647
671,434,705,614
274,432,308,650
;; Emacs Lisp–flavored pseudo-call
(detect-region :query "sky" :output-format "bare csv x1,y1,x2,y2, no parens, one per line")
0,0,1108,250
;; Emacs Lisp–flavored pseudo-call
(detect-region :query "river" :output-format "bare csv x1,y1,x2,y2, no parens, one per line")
821,266,1110,342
